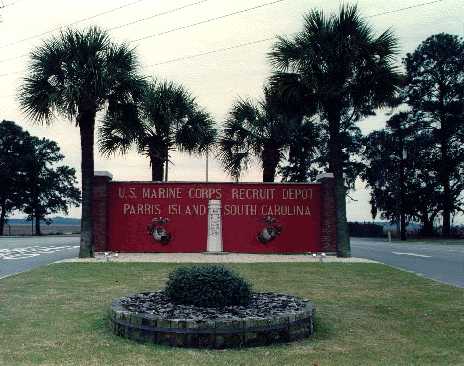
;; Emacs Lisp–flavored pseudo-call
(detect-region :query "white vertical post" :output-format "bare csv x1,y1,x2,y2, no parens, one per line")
165,159,168,182
205,149,209,183
207,200,223,252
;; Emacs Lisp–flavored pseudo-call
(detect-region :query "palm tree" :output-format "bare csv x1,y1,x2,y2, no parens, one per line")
269,5,401,257
19,27,145,258
279,119,322,183
218,86,316,182
99,79,216,181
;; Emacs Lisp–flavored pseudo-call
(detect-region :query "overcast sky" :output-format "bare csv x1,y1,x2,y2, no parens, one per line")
1,0,463,220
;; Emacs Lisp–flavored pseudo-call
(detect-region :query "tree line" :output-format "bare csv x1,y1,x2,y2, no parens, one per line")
363,33,464,240
0,121,80,235
9,5,463,257
217,17,464,242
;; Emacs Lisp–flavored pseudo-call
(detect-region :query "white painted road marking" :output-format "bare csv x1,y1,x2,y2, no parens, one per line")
0,245,80,260
392,252,432,258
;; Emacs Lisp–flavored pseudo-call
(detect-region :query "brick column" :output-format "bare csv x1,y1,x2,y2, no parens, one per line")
93,171,112,252
317,173,336,253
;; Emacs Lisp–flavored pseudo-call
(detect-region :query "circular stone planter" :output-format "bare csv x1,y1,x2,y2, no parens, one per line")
110,292,315,349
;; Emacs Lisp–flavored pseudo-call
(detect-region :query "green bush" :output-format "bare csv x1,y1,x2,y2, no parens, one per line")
164,265,252,308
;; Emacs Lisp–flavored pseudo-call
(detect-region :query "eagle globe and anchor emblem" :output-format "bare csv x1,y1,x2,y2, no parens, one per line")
147,217,171,245
146,215,283,246
257,215,282,244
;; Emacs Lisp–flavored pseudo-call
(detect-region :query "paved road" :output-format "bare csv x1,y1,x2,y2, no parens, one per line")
0,236,79,279
351,238,464,288
2,236,462,289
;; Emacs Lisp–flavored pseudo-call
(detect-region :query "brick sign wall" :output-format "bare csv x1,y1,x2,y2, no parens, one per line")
92,173,337,254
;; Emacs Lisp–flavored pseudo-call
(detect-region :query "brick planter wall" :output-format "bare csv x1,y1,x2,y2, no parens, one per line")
110,296,316,348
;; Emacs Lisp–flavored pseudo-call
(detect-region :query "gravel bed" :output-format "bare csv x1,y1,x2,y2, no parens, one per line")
120,291,310,320
61,252,376,263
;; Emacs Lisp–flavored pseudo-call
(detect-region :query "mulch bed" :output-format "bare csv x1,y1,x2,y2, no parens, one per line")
120,291,310,321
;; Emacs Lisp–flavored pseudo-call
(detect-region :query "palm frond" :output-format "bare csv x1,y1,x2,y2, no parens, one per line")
19,26,144,128
175,109,216,153
99,103,143,157
217,84,304,179
269,4,401,120
101,77,217,163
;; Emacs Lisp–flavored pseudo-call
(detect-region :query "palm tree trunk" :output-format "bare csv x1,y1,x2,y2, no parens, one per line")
0,200,6,236
421,215,434,237
262,146,280,183
78,111,96,258
439,100,452,237
439,132,451,237
399,146,407,241
400,212,407,241
328,109,351,257
35,211,42,236
442,175,451,237
150,153,164,182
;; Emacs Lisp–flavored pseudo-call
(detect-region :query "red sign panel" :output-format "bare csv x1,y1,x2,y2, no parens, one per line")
107,182,321,253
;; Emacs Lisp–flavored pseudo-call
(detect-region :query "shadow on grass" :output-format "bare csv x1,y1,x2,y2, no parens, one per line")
312,316,335,341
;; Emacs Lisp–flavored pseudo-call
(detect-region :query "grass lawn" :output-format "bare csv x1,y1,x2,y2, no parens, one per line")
0,263,463,366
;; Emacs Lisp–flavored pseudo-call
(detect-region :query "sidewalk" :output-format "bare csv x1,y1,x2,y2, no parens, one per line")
61,252,376,263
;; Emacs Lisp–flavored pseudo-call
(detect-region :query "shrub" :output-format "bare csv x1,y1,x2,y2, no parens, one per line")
164,265,252,308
